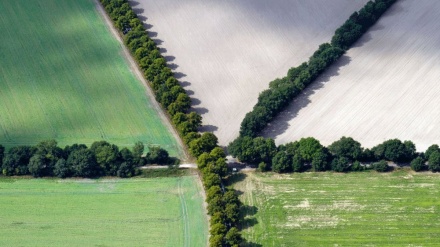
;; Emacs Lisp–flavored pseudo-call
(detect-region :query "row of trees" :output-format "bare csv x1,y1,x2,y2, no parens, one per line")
238,0,397,138
100,0,203,146
100,1,243,246
229,136,440,173
1,140,172,178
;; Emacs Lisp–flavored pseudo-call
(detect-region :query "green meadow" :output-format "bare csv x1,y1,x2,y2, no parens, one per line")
0,0,183,156
0,175,208,246
235,170,440,246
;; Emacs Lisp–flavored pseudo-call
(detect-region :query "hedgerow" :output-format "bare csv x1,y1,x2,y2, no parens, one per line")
99,1,243,246
0,140,171,178
238,0,397,138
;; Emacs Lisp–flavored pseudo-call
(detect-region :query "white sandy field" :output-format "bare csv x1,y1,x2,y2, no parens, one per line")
130,0,368,146
262,0,440,152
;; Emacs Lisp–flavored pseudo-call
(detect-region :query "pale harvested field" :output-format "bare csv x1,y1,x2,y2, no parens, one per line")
263,0,440,152
130,0,368,145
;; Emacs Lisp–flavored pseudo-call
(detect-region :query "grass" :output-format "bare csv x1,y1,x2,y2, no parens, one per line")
234,170,440,246
0,0,183,156
0,175,208,246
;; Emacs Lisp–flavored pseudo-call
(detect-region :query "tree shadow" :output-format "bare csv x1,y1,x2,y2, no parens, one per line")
384,1,405,17
242,205,258,217
352,24,385,48
128,0,140,7
174,72,186,79
192,107,208,115
148,31,158,38
167,63,179,70
164,55,175,62
180,81,191,87
191,98,201,106
225,172,247,185
241,241,263,247
199,125,218,132
262,55,352,139
240,217,258,230
152,38,163,45
185,89,194,96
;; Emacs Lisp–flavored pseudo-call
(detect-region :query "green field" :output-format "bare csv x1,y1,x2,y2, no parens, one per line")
0,175,208,246
234,170,440,246
0,0,183,156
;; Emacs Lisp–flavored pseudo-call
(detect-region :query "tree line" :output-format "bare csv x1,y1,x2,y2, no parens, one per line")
229,136,440,173
1,140,174,178
100,1,243,246
238,0,397,138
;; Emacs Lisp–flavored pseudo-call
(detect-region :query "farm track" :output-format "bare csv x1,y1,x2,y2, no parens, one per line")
178,178,190,247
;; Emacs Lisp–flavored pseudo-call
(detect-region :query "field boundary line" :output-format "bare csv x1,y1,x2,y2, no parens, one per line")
93,0,188,160
178,178,190,247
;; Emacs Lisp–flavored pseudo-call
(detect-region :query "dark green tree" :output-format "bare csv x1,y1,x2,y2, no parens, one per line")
428,151,440,172
2,146,35,176
373,160,389,172
225,227,242,246
132,141,144,165
28,154,47,177
272,151,292,173
328,136,363,161
54,158,70,178
146,146,169,165
424,144,440,161
331,156,350,172
67,149,99,178
189,132,218,157
311,151,328,171
410,157,424,172
90,141,120,175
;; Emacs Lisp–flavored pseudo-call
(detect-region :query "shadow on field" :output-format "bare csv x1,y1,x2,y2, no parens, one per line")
262,55,352,139
199,124,218,132
352,24,385,48
241,241,263,247
180,81,191,87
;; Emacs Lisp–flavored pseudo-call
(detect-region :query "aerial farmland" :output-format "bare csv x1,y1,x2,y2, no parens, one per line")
3,0,440,246
131,0,368,145
0,0,183,156
262,0,440,151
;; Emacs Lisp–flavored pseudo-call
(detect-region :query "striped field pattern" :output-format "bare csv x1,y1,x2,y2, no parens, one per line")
0,0,183,156
235,170,440,246
0,176,208,246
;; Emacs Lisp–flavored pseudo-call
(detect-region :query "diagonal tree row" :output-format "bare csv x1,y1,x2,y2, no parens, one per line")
99,0,243,246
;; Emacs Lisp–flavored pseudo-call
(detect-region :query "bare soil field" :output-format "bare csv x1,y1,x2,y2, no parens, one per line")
263,0,440,151
130,0,368,145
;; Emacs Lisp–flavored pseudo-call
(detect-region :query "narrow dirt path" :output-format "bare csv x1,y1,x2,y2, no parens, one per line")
93,0,187,160
178,178,190,247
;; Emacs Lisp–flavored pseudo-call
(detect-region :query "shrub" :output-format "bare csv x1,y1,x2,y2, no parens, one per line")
410,157,424,172
373,160,389,172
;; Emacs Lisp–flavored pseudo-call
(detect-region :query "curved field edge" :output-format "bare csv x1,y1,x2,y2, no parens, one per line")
0,0,183,157
234,171,440,246
0,175,208,246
